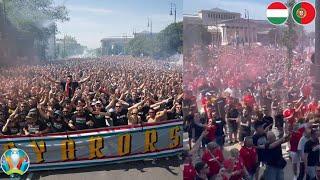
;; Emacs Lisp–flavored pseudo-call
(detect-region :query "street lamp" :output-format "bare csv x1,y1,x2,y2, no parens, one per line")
170,2,176,23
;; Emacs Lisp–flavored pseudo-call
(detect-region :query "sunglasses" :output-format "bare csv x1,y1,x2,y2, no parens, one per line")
115,106,121,108
132,112,138,115
149,111,155,114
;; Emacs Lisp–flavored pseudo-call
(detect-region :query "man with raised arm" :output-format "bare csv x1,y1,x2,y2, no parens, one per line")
44,74,92,98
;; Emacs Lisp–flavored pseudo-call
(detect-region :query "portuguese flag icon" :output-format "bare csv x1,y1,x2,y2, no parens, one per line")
267,2,289,25
292,2,316,25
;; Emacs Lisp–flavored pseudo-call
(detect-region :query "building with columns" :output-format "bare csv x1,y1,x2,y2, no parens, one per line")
184,8,275,46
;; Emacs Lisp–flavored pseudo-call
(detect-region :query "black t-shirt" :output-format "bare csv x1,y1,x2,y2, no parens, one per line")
167,111,183,120
91,112,107,128
275,114,284,128
228,108,239,119
3,123,20,135
71,113,91,130
304,139,320,166
60,81,79,98
252,132,267,162
24,120,47,134
214,118,225,136
111,109,129,126
139,106,150,122
262,115,273,129
265,143,284,167
46,118,68,133
214,97,226,118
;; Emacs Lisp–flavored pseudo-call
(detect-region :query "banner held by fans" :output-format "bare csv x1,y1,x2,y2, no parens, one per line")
0,120,183,171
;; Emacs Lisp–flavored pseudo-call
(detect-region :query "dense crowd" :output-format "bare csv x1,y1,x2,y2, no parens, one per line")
182,44,319,180
0,56,183,136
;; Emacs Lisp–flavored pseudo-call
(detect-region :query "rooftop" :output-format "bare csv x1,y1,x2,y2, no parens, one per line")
199,8,240,14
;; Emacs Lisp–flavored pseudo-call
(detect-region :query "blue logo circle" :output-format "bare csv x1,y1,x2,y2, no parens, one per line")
1,148,30,175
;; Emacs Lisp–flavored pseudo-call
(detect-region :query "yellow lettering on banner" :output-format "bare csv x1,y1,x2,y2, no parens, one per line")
61,139,76,161
118,134,131,156
30,141,46,163
169,126,181,148
3,142,16,152
144,130,157,152
88,136,104,159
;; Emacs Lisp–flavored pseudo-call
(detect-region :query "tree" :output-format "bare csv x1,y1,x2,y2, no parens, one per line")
4,0,69,61
156,22,183,56
126,22,183,58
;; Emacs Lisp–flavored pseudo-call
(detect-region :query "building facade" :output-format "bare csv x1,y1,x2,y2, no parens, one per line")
184,8,275,47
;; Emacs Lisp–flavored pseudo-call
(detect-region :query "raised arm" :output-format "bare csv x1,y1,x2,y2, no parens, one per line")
189,130,208,155
44,75,60,84
79,74,92,84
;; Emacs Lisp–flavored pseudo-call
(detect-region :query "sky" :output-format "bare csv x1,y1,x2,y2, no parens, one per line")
184,0,315,32
54,0,182,49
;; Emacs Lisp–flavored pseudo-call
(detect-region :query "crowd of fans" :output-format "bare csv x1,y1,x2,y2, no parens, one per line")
182,44,319,180
0,56,183,136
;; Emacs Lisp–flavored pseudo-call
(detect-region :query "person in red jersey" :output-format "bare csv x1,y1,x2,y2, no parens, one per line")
290,121,307,179
204,118,217,145
240,136,258,180
202,141,224,179
224,148,248,180
182,130,208,180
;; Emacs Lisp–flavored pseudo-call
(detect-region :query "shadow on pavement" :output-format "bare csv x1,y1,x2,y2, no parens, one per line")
5,156,182,180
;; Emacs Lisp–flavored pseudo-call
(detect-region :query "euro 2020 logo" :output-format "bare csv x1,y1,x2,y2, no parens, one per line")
1,148,30,176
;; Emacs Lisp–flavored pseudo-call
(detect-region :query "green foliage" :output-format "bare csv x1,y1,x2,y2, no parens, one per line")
126,22,183,58
5,0,68,35
56,35,86,58
156,22,183,56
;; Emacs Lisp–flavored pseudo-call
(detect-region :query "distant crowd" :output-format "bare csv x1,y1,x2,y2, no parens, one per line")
0,56,183,136
183,44,319,180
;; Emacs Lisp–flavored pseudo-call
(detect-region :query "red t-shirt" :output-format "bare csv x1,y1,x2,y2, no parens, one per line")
239,146,257,172
183,163,196,180
290,127,305,152
206,125,217,141
202,149,224,176
223,159,244,180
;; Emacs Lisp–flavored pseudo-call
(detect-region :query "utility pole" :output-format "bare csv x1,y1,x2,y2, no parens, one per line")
313,0,320,100
170,3,176,23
